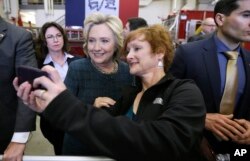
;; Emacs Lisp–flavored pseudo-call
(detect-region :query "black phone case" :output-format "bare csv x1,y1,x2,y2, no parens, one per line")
17,66,48,89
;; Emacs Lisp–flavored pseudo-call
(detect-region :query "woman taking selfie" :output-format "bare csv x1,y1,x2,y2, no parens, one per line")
14,24,206,161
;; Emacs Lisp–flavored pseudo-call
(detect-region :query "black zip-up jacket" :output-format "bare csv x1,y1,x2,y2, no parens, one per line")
43,74,206,161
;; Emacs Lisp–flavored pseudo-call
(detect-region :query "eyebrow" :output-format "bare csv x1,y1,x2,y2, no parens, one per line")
239,10,250,14
46,33,62,36
88,36,111,39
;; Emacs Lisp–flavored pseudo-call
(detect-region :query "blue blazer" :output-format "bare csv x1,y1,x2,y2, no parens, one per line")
170,34,250,153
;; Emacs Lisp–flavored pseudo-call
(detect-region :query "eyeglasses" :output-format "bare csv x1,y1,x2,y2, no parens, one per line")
203,24,216,27
46,34,63,41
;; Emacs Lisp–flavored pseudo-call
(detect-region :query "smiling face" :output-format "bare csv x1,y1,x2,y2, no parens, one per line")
45,26,64,53
216,0,250,43
87,24,116,65
126,35,162,77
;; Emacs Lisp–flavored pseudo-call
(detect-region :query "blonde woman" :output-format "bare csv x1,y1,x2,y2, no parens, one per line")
62,12,133,155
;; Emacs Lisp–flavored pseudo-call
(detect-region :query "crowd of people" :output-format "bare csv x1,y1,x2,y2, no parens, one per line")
1,0,250,161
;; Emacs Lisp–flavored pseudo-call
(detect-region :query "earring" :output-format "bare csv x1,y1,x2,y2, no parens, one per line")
158,59,164,68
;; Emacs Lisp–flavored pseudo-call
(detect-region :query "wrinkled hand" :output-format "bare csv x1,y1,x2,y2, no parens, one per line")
93,97,116,108
3,142,25,161
233,119,250,144
205,113,246,141
13,65,67,113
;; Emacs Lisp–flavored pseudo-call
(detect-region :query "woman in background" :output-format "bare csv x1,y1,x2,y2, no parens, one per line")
36,22,80,155
62,12,133,155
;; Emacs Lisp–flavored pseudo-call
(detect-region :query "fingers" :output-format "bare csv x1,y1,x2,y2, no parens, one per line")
33,66,66,92
104,97,116,105
13,68,63,113
94,97,116,108
33,89,47,100
205,113,246,141
223,118,246,138
39,90,47,100
212,124,230,141
233,119,250,144
13,77,32,101
225,114,234,119
16,81,32,104
230,120,247,135
3,142,25,161
41,65,62,84
234,119,249,130
98,102,112,108
13,77,19,91
33,75,52,91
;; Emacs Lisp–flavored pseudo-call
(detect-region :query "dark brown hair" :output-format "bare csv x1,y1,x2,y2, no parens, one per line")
36,22,69,67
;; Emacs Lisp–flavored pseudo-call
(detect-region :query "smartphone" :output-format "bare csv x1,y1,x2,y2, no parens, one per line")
17,65,49,89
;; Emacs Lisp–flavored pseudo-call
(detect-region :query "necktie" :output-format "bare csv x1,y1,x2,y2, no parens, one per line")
220,51,239,114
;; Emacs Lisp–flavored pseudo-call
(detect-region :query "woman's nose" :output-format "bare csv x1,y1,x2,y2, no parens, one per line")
126,50,133,60
93,42,101,50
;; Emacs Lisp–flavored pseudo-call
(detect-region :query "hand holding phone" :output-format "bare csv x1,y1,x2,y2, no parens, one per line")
17,65,49,89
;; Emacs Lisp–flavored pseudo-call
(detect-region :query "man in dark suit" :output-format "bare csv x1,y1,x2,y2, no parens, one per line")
0,16,37,160
187,17,216,42
170,0,250,159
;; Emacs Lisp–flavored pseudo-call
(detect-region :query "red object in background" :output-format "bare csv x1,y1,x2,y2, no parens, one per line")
243,42,250,51
69,45,85,57
177,10,250,50
119,0,139,25
178,10,214,39
17,10,23,26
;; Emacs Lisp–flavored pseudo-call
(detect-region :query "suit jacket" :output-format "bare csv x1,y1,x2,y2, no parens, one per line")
187,32,206,42
0,17,37,153
170,34,250,153
42,75,206,161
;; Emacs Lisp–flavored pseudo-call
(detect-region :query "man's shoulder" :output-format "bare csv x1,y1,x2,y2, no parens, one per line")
178,40,205,52
188,34,202,42
181,36,213,51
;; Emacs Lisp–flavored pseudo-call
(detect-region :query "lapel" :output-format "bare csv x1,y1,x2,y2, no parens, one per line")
44,55,77,67
202,36,221,110
0,17,7,43
0,17,7,31
46,62,54,67
241,48,250,90
235,48,250,118
67,56,77,64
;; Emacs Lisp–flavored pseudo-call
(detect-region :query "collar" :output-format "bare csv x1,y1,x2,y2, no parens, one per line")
0,17,7,36
200,31,206,35
134,73,175,92
43,52,74,64
213,34,240,53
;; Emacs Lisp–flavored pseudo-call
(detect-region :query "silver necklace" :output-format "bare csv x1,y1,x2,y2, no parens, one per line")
91,60,118,74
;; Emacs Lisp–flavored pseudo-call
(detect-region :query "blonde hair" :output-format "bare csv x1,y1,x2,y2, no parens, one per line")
83,12,123,60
